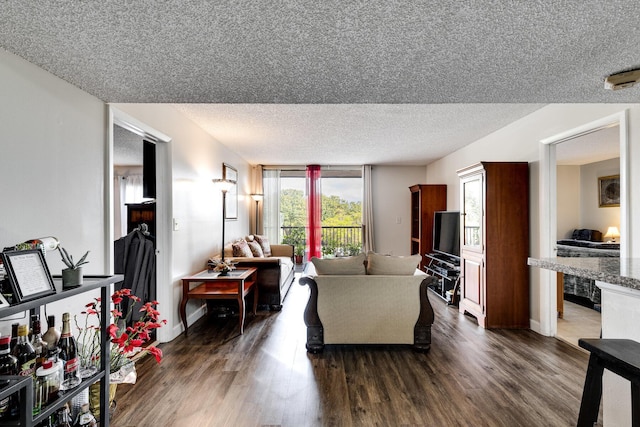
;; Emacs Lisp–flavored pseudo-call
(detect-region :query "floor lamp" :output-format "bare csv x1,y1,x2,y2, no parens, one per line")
212,178,236,262
250,193,263,234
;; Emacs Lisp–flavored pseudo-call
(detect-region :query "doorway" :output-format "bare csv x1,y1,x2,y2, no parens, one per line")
108,107,173,343
554,125,620,346
539,111,629,339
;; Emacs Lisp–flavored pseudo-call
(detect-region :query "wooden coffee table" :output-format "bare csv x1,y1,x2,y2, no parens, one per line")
180,267,258,335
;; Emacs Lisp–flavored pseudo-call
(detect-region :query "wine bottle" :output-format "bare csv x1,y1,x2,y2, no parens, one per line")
30,315,48,370
0,336,19,420
58,313,81,390
9,323,19,353
11,324,36,377
42,315,60,355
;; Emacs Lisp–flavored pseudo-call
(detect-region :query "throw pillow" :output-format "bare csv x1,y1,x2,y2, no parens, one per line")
311,253,366,275
232,239,253,258
366,252,422,275
253,235,272,257
247,240,264,257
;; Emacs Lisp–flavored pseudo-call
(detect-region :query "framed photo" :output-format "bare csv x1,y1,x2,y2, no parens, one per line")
1,249,56,303
223,163,238,220
598,174,620,207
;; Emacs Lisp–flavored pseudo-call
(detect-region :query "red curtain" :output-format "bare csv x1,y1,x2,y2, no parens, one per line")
306,165,322,259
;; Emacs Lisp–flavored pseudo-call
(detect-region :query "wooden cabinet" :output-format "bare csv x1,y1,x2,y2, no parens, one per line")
457,162,529,329
409,185,447,270
127,202,156,236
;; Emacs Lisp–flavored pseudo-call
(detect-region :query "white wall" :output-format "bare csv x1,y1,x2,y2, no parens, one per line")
0,49,108,334
110,104,252,339
0,49,252,340
580,158,620,233
372,165,427,256
557,166,581,239
425,103,639,327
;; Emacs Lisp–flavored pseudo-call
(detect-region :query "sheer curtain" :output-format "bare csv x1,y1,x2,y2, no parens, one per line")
262,168,281,244
114,174,143,238
306,165,322,259
362,164,375,253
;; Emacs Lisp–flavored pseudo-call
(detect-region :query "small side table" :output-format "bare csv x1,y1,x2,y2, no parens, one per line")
180,268,258,335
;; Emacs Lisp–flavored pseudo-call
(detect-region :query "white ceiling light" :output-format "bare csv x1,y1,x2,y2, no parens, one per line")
604,69,640,90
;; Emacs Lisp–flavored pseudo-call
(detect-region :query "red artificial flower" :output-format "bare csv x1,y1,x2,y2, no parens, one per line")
107,323,119,338
148,346,163,363
112,295,123,304
112,332,129,346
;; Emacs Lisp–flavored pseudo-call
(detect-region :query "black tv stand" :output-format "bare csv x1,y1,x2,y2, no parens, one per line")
424,253,460,305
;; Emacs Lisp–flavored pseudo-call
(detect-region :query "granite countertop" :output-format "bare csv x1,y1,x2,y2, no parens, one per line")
528,257,640,291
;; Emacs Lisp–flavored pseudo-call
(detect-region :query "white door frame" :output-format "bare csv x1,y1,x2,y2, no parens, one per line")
106,106,174,343
538,110,629,337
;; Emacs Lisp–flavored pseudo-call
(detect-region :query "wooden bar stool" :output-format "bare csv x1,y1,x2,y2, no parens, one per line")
577,338,640,427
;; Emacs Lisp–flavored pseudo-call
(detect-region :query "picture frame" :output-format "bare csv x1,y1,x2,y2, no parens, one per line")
223,163,238,220
598,174,620,207
1,249,56,303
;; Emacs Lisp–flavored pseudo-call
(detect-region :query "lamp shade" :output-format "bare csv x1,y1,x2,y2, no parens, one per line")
251,193,264,202
212,178,236,193
604,226,620,242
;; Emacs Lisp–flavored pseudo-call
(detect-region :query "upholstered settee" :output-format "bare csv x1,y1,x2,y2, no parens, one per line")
299,253,437,353
222,236,295,310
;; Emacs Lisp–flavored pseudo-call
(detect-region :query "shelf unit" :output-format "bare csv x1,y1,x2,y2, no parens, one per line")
0,275,122,427
409,185,447,270
424,253,460,304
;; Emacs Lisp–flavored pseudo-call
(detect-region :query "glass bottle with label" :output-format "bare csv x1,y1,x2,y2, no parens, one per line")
11,324,36,378
0,335,19,420
58,312,81,390
30,315,48,371
42,315,60,355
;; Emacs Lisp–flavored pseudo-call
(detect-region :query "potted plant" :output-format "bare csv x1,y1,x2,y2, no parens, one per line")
58,247,89,289
294,245,304,264
283,227,305,263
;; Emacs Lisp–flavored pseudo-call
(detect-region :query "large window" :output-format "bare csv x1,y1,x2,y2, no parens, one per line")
264,168,363,258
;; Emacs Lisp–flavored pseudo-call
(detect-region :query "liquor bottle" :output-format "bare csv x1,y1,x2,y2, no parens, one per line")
23,236,60,254
30,315,48,370
58,313,81,390
0,336,19,420
9,323,19,353
11,324,36,377
42,315,60,355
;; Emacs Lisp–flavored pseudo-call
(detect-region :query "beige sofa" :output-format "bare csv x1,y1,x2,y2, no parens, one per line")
223,242,295,310
299,253,436,353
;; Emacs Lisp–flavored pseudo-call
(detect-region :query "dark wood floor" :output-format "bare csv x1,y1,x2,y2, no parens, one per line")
111,276,601,426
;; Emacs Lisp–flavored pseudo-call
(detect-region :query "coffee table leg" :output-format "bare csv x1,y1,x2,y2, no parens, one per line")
180,289,189,336
238,292,245,334
253,283,258,315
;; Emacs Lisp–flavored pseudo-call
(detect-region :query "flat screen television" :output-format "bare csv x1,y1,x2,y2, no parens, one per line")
432,211,460,259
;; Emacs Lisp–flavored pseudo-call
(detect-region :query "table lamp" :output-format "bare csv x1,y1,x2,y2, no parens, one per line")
604,226,620,243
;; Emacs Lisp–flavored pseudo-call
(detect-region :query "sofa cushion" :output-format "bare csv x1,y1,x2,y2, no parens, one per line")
247,240,264,257
311,253,366,275
366,252,421,275
232,240,253,258
254,235,272,257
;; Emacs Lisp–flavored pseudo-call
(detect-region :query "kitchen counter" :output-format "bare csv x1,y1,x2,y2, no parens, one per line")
527,257,640,291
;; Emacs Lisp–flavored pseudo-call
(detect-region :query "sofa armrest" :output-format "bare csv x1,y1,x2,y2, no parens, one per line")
230,256,281,265
270,244,294,258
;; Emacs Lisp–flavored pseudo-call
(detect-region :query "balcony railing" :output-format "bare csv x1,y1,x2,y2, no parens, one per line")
281,226,363,256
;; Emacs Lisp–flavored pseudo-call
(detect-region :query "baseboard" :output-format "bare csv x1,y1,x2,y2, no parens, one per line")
168,303,207,340
529,319,542,335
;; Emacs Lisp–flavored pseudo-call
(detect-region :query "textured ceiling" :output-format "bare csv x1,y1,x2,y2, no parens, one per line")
2,1,638,165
